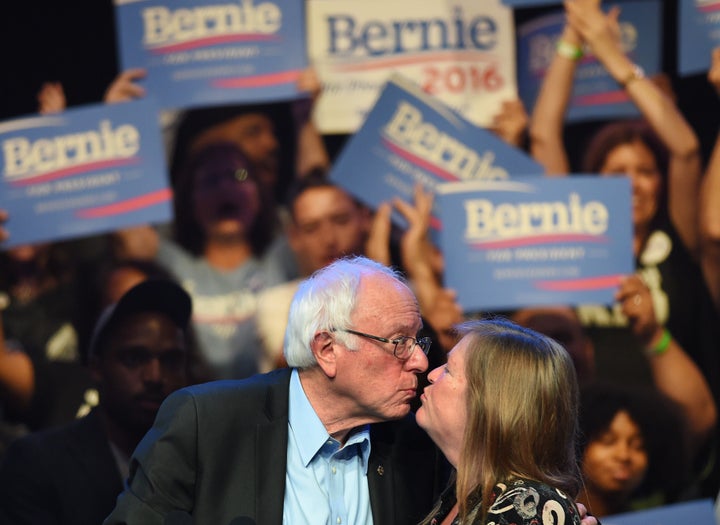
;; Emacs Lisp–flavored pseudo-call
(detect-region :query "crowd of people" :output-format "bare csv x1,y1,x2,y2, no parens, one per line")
0,0,719,523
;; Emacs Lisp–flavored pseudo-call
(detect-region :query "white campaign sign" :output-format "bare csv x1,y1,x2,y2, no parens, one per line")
308,0,517,133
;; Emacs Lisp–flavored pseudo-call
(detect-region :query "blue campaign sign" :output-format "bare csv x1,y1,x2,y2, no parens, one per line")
517,1,661,122
329,75,543,238
114,0,307,109
436,176,633,313
0,99,172,249
679,1,720,76
603,499,716,525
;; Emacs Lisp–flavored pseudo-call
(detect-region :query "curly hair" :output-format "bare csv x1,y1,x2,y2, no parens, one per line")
578,382,690,498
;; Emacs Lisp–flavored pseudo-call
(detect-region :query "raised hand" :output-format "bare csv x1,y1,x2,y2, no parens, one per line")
104,68,147,104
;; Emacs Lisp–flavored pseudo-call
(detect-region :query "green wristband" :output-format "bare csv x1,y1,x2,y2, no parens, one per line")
646,328,671,357
556,40,584,61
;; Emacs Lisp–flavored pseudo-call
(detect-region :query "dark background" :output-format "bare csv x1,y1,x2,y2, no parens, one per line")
0,1,718,165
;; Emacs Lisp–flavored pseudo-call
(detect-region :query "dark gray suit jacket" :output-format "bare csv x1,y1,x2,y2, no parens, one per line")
0,409,123,525
104,368,448,525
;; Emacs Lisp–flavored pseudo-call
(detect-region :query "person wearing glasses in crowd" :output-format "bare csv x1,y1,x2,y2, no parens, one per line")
104,256,449,525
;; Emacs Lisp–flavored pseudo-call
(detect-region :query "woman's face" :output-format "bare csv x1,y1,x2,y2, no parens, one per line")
582,410,649,498
191,155,260,238
600,140,662,231
416,336,469,467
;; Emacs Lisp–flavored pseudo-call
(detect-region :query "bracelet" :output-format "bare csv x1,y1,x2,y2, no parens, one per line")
556,40,584,61
645,328,671,357
621,64,645,88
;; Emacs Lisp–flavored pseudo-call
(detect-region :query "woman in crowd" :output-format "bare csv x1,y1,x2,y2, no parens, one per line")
416,318,582,524
115,142,284,379
577,383,689,517
529,0,720,421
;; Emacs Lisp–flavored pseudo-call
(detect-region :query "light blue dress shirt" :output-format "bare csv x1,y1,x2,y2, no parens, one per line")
283,369,373,525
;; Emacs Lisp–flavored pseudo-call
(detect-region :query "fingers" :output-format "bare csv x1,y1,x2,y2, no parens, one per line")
365,202,392,266
37,82,67,114
104,68,147,104
296,67,321,101
615,274,659,344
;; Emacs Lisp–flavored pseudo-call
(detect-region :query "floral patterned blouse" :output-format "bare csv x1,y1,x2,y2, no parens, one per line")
428,477,582,525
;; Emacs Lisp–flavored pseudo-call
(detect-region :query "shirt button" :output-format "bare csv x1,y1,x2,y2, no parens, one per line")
336,518,341,524
332,466,337,474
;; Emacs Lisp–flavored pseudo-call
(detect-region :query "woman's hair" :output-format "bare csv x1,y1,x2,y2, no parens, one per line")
582,119,670,228
171,141,277,256
283,256,408,368
578,383,690,499
455,318,582,523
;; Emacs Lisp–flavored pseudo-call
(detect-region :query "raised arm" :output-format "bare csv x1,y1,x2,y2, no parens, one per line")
489,98,529,149
395,186,463,352
616,274,717,445
699,47,720,314
0,301,34,412
293,68,330,178
528,23,583,175
566,0,702,255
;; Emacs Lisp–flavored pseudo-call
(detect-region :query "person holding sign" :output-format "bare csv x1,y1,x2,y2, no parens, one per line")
529,0,720,462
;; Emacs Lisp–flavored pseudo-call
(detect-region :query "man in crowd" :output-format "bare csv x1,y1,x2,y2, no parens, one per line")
0,279,193,525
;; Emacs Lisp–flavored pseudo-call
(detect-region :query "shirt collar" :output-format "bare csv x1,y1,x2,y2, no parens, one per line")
289,369,371,472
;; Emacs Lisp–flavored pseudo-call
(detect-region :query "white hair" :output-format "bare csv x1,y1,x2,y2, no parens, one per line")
283,256,406,368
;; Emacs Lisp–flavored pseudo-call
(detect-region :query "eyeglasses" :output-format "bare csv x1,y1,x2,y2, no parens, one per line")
336,328,431,360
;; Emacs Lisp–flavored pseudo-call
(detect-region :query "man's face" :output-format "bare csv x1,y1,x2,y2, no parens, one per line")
289,186,369,276
192,113,280,191
92,312,188,436
332,273,428,423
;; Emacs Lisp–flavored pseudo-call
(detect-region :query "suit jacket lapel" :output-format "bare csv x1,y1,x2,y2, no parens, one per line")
254,369,291,525
368,426,394,525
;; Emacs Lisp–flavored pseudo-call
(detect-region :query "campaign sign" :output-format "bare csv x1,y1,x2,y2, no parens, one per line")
329,75,543,239
679,0,720,76
307,0,516,134
603,499,716,525
114,0,307,109
517,1,661,121
435,176,633,312
0,99,172,249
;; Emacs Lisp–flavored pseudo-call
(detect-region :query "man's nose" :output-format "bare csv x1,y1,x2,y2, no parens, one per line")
405,344,429,373
142,358,163,382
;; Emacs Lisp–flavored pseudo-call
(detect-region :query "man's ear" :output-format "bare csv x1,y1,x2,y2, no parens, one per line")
311,331,337,378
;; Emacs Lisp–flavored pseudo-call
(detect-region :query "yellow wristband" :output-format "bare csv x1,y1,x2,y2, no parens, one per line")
556,40,584,61
645,328,671,357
